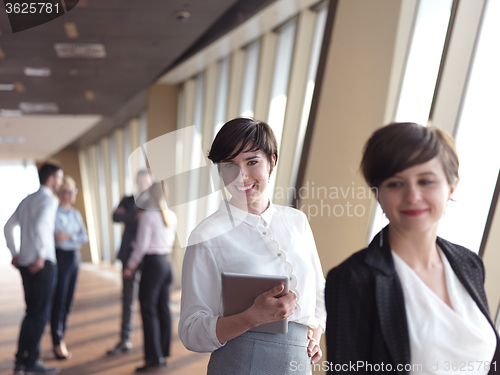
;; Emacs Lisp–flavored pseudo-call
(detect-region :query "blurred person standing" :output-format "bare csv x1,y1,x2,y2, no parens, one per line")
51,176,88,360
4,163,63,375
124,182,177,372
107,169,152,355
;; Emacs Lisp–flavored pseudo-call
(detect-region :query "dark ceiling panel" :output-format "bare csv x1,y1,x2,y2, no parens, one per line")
0,0,240,118
0,0,277,149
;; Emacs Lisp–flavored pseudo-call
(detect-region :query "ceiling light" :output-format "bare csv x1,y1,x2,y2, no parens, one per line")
24,67,51,77
0,136,25,144
64,22,79,38
0,109,22,117
19,102,59,114
54,43,106,58
175,11,191,22
84,90,95,101
0,83,14,91
14,82,25,93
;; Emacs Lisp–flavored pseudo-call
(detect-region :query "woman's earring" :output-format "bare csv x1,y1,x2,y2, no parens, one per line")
379,209,385,248
268,175,270,183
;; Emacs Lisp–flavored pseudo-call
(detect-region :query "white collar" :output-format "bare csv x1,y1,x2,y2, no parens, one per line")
218,199,276,228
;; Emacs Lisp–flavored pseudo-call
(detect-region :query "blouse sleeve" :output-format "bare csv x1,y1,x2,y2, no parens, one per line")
4,207,20,257
126,212,152,270
178,233,225,353
75,209,89,246
304,215,327,330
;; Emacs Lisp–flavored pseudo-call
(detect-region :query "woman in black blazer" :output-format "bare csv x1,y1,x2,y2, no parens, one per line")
325,123,499,374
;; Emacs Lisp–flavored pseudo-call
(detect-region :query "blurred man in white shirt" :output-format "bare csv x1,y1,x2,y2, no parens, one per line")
4,163,63,375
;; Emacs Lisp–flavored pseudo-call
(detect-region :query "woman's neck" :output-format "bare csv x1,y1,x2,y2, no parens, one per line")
388,225,440,269
60,202,71,211
229,198,270,216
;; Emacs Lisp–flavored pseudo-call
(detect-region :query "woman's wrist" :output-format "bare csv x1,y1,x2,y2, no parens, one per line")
215,310,258,344
240,307,262,329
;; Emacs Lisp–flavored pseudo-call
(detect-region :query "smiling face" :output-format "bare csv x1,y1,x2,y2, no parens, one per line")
377,157,457,236
219,145,275,215
59,183,77,205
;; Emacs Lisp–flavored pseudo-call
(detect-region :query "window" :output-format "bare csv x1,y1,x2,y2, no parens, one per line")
267,18,297,199
369,0,453,241
239,40,261,117
438,0,500,252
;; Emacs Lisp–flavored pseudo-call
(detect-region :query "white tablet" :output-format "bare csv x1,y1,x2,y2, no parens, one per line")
221,272,289,334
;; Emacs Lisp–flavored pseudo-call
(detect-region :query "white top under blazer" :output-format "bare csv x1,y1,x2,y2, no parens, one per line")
392,248,497,375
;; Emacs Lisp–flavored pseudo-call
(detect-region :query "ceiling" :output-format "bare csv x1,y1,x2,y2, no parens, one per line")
0,0,274,161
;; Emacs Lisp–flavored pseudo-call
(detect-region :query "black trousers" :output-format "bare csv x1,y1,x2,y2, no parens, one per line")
51,249,80,346
139,254,172,363
17,261,57,366
121,259,141,344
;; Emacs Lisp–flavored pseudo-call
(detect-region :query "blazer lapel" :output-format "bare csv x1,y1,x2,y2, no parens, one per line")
365,229,498,373
439,238,500,374
438,238,492,323
365,227,411,368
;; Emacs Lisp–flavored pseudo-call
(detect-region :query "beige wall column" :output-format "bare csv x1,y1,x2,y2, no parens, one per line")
482,186,500,317
145,83,181,286
147,84,179,142
301,0,403,273
301,2,404,373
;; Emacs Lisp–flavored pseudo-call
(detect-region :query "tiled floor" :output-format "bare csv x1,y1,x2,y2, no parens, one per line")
0,262,210,375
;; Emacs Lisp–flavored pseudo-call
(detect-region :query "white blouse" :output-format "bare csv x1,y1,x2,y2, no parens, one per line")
127,210,177,270
179,201,326,353
392,248,496,375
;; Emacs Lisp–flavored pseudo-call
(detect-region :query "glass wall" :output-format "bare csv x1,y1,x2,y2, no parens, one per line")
170,3,330,237
239,40,261,118
0,161,39,264
369,0,454,242
438,0,500,252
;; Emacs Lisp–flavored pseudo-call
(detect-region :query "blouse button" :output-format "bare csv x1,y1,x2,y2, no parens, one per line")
263,231,267,235
278,253,281,256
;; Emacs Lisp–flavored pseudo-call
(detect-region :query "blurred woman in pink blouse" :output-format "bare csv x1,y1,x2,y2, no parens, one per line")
124,182,177,372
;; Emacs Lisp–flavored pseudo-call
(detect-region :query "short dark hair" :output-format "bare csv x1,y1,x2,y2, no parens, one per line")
208,118,278,165
38,163,61,185
361,123,459,188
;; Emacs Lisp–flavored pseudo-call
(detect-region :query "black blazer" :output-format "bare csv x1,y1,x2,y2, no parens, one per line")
113,195,140,264
325,226,500,374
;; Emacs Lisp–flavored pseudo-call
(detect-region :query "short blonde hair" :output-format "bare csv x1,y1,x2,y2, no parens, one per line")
61,175,76,189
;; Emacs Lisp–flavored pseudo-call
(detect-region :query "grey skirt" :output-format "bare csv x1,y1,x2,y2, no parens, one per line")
207,322,312,375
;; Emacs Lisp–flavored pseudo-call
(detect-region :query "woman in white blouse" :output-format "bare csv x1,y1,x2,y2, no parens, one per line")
179,118,326,374
51,176,88,360
325,123,499,374
124,182,177,372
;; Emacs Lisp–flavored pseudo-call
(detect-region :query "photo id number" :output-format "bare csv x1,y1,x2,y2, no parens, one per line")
5,2,61,14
